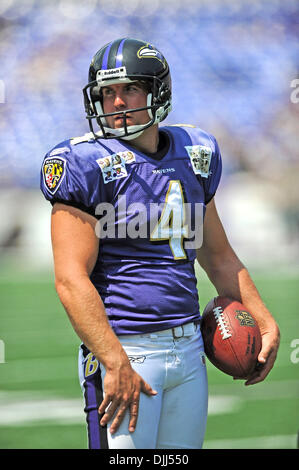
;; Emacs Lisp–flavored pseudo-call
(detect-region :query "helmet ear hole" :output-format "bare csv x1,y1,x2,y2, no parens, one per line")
90,86,102,103
155,83,171,104
86,85,102,116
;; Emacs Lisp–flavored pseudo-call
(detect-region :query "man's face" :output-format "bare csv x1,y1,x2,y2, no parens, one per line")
101,82,149,129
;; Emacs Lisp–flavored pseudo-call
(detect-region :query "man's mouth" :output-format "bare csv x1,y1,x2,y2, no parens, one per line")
114,114,133,125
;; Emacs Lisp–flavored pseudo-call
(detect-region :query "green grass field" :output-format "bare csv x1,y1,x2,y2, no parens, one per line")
0,266,298,449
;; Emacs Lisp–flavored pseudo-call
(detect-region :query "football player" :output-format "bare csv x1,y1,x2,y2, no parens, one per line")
40,38,280,449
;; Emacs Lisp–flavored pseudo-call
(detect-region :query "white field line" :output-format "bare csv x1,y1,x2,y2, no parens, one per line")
0,394,296,449
0,380,297,427
208,395,242,415
0,384,297,428
0,393,240,427
0,392,297,449
0,398,85,426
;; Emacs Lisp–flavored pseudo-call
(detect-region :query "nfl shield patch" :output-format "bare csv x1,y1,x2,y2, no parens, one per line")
235,310,256,327
42,156,66,194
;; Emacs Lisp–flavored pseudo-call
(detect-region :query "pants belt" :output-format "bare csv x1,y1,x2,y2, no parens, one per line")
148,322,198,339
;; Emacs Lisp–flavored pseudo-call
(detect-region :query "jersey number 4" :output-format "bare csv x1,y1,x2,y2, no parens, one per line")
150,180,189,260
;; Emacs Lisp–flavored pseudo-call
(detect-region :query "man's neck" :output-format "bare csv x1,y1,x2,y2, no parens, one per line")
125,124,159,154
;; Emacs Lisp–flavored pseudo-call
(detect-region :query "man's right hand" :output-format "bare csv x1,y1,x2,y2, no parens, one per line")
98,361,157,434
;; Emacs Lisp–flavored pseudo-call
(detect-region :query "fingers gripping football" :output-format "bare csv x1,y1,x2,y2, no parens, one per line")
245,326,280,385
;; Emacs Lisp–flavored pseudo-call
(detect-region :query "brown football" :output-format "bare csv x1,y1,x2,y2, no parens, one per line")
200,296,262,378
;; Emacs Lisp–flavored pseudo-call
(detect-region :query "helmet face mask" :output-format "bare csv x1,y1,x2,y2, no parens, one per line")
83,38,172,140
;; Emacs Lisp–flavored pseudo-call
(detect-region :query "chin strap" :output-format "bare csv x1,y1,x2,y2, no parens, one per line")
105,122,152,141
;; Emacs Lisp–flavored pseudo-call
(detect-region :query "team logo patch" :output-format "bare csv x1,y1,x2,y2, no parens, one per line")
235,310,256,327
185,145,212,178
84,352,99,378
42,156,66,194
96,151,135,184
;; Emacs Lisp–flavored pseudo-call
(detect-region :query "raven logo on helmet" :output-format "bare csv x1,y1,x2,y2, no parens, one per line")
137,44,166,65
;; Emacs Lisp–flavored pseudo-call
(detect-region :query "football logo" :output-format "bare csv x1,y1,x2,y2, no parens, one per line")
42,156,66,194
235,310,256,327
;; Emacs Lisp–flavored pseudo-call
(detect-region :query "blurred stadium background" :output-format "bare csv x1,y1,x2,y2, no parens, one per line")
0,0,298,449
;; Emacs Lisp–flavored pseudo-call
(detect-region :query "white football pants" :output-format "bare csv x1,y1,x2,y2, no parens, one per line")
78,322,208,449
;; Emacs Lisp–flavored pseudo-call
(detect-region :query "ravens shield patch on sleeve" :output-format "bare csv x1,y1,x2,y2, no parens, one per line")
42,156,66,194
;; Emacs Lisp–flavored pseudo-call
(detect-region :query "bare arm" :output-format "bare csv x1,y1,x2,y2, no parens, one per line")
51,203,156,433
196,199,280,385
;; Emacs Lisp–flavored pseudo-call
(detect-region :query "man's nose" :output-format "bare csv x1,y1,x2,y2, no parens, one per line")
114,93,126,109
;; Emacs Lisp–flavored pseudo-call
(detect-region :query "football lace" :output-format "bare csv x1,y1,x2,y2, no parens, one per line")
213,306,232,340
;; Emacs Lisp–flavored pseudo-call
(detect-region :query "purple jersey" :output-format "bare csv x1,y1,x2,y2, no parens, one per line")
40,125,222,334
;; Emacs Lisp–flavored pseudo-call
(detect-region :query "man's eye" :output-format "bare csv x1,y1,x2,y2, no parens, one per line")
126,85,138,92
103,88,113,96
